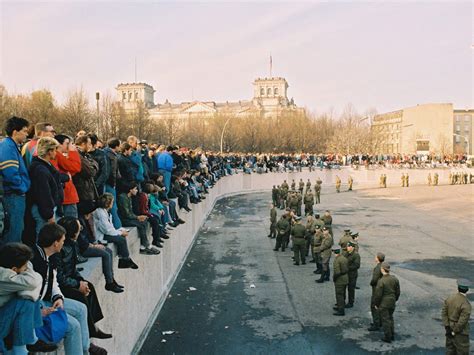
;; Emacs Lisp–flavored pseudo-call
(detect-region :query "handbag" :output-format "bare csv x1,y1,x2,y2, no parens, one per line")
36,307,69,344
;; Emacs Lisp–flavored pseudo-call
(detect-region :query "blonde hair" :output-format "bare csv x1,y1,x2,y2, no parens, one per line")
36,137,59,158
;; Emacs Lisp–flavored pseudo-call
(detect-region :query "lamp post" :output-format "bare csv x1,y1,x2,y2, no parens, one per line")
95,92,100,137
220,116,232,154
453,133,470,155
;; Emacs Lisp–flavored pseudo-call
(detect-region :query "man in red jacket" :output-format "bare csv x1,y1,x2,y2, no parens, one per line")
52,135,82,218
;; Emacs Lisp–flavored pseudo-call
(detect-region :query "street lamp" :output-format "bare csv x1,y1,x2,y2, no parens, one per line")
220,116,232,154
453,133,470,154
96,92,100,137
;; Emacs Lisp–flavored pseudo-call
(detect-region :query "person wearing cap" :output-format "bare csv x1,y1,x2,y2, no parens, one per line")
290,216,306,265
338,229,352,251
373,262,400,343
321,210,333,236
314,179,321,204
274,214,291,252
335,175,341,193
311,225,323,271
347,176,353,191
290,179,296,191
303,189,314,216
268,203,277,239
351,232,360,253
441,279,471,354
332,245,348,316
296,191,303,217
368,252,385,331
316,226,333,283
344,241,360,308
304,215,316,259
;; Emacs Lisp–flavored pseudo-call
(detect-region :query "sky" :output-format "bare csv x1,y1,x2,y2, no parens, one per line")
0,0,472,115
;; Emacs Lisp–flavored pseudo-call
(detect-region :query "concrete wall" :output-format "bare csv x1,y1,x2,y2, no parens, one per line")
73,167,472,355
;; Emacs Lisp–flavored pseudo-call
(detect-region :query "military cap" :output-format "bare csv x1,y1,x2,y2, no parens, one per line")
376,252,385,262
322,226,328,231
381,262,390,271
347,241,358,247
344,229,351,232
314,214,320,218
457,279,470,290
332,245,341,253
294,216,302,221
315,225,321,229
351,232,359,238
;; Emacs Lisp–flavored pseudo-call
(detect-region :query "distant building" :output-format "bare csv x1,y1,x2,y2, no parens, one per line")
372,103,473,155
116,76,304,120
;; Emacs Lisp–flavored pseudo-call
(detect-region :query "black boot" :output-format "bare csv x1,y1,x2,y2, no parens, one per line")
324,270,330,281
316,271,326,283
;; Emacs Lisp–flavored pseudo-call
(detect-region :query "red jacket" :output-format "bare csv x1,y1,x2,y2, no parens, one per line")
51,151,81,205
137,192,152,217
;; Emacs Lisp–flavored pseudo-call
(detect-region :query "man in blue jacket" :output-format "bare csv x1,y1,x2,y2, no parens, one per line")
157,146,174,196
0,116,31,244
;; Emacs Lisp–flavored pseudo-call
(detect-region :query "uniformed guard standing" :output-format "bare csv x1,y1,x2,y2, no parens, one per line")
316,227,333,283
312,225,323,271
272,186,278,205
449,172,453,185
434,172,439,186
291,216,307,265
291,179,296,190
303,189,314,216
383,174,387,188
368,252,385,331
305,215,316,258
441,279,471,355
338,229,352,250
322,210,333,236
274,214,291,252
314,182,321,204
427,173,432,186
406,174,409,187
298,179,305,194
348,176,353,191
332,245,349,316
373,262,400,343
344,241,360,308
379,174,384,188
296,191,303,217
401,174,406,187
306,179,311,193
268,203,277,238
335,176,341,193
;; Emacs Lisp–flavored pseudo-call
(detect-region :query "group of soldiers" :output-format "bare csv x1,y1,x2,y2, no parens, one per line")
449,171,472,185
271,178,323,214
267,180,471,350
335,176,353,193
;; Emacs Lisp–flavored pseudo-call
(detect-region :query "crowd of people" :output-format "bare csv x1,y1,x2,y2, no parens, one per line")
0,116,235,354
268,179,471,351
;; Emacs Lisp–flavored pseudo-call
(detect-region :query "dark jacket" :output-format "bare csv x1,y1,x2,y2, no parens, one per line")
28,157,65,220
117,154,137,185
73,150,99,203
104,147,120,188
52,238,83,289
31,245,63,303
89,149,109,194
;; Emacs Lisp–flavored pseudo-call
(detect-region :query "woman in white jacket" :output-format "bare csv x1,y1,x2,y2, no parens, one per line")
0,243,57,354
93,193,138,269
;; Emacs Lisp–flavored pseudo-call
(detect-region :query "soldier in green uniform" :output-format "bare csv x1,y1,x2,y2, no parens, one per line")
291,216,307,265
434,172,439,186
427,173,432,186
348,176,353,191
274,214,291,252
322,210,333,236
288,192,298,217
449,172,453,185
332,245,349,316
383,174,387,188
406,173,409,187
281,180,289,190
291,179,296,190
306,179,311,193
351,232,360,253
442,279,471,355
303,189,314,216
298,178,305,194
313,213,325,230
316,227,333,283
305,215,315,258
368,252,385,331
373,262,400,343
344,241,360,308
379,174,384,188
296,191,303,217
401,173,405,187
335,176,341,193
272,185,278,205
314,183,321,204
268,203,277,238
338,229,352,250
312,225,323,269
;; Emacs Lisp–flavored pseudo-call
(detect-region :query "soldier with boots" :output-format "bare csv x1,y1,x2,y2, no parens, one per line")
274,214,291,252
296,191,303,217
291,216,306,265
298,179,305,194
434,172,439,186
304,189,314,216
315,178,322,203
344,241,360,308
368,252,385,331
322,210,333,237
291,179,296,190
374,262,400,343
268,203,277,238
335,176,341,193
332,245,349,316
306,179,311,193
379,174,384,188
441,279,471,355
383,174,387,188
348,176,353,191
272,185,278,206
316,227,333,283
312,225,323,269
305,215,316,258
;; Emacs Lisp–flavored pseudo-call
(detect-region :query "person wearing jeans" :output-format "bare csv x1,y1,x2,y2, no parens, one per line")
0,116,31,244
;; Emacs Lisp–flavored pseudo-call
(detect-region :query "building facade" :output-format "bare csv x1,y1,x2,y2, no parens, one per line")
372,103,473,155
116,76,304,120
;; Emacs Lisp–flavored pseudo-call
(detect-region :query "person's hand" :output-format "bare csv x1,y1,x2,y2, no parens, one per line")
79,281,90,296
121,230,129,237
41,307,56,317
160,210,165,216
52,298,64,310
137,215,147,222
92,244,105,250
